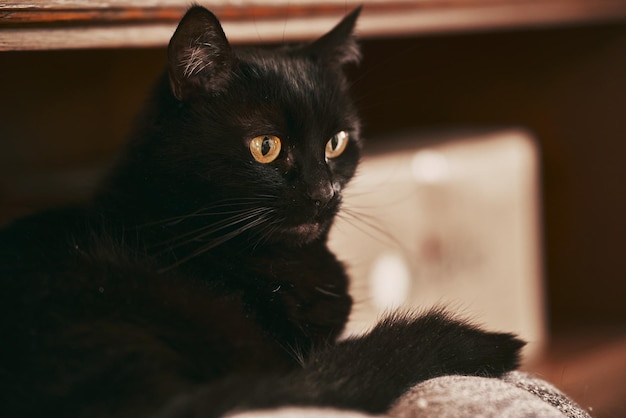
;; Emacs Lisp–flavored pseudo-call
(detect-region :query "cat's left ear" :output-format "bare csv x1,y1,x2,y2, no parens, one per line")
168,6,236,101
305,7,362,67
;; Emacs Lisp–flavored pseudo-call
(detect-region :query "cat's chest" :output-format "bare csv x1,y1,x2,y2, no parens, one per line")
206,243,352,347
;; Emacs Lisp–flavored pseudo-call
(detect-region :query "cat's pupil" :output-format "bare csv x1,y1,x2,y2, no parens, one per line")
261,137,272,155
330,137,339,150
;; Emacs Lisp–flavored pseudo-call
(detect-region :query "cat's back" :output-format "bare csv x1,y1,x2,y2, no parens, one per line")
0,206,150,300
0,209,294,417
0,207,101,308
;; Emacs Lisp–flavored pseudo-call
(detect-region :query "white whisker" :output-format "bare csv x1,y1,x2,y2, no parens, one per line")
337,207,401,249
152,207,274,253
159,212,274,272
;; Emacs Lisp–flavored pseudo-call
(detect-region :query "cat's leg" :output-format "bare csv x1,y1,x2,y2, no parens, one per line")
299,308,525,413
156,308,524,417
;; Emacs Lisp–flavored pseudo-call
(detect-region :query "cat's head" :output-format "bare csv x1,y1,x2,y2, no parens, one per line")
127,7,362,249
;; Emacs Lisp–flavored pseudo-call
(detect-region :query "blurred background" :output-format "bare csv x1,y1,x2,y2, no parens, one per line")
1,1,625,416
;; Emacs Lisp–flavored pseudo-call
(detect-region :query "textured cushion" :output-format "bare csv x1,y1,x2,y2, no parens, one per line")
390,372,590,418
227,372,591,418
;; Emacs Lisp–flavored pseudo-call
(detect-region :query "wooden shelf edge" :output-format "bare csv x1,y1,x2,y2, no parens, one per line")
2,1,626,51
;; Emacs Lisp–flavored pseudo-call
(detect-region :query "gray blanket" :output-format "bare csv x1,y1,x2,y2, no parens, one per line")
228,372,591,418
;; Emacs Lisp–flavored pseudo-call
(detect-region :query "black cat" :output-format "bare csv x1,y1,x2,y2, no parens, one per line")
0,6,524,418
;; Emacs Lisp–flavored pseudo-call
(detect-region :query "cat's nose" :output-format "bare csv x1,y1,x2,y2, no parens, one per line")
308,181,336,207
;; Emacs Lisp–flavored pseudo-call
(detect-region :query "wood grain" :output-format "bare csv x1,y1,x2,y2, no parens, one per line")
2,0,626,50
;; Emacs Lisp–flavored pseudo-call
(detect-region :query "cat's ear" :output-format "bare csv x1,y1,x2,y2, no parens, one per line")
168,6,235,101
306,7,362,67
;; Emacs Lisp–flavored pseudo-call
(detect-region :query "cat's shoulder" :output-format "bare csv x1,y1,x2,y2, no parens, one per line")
1,207,86,251
0,206,131,274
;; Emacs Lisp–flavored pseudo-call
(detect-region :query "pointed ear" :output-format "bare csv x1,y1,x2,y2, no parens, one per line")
306,7,362,66
168,6,235,101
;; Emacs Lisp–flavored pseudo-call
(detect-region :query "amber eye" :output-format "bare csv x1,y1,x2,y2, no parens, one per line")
325,131,349,159
250,135,281,163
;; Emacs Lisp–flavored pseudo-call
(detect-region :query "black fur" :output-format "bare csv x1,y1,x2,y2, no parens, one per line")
0,7,523,418
156,309,524,417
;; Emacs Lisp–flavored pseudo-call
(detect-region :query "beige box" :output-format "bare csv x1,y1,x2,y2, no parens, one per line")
329,128,546,359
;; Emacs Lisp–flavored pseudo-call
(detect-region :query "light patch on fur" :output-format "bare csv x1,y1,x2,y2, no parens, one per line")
180,37,218,78
283,223,321,237
336,38,361,65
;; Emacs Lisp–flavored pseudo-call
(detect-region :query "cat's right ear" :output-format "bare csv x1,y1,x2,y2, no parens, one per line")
168,7,235,101
305,7,362,68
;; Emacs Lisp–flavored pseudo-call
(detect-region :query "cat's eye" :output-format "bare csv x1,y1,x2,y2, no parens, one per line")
325,131,349,159
250,135,282,164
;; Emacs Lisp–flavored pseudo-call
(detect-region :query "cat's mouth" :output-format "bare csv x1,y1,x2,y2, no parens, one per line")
275,221,326,245
269,199,340,245
282,222,322,236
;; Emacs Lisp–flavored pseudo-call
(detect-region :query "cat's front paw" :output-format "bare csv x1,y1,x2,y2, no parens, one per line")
369,308,526,379
291,308,525,414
